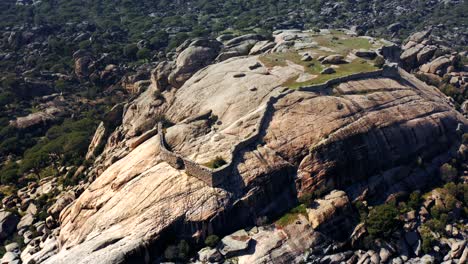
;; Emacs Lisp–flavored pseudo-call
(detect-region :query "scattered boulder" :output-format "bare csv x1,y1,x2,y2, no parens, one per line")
416,45,437,65
198,247,223,262
301,54,313,61
168,39,222,88
9,107,63,130
387,23,402,32
400,44,424,68
448,240,466,260
47,191,75,219
0,211,19,240
354,49,377,59
217,34,264,61
249,41,276,55
408,29,432,44
321,54,345,64
5,242,19,253
307,190,355,238
420,56,452,75
1,251,20,264
321,67,336,74
219,229,252,258
17,213,35,231
74,52,94,80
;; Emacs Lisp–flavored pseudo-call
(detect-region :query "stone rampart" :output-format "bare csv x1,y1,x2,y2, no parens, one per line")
156,64,401,188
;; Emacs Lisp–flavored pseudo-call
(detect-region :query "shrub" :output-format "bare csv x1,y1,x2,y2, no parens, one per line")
440,163,458,182
204,156,227,169
374,56,385,68
462,133,468,144
367,203,400,238
276,204,307,227
136,48,151,61
420,225,435,254
408,191,421,210
205,235,219,248
79,40,91,50
123,44,139,59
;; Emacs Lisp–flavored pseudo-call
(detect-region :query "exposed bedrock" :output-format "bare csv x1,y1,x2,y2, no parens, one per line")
42,35,467,263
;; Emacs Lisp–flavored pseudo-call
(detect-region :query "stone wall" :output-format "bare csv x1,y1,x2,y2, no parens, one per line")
297,68,399,92
156,64,402,188
156,90,284,187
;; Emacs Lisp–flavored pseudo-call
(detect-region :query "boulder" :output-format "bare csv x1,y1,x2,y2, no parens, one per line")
354,49,377,59
1,251,19,263
86,122,106,160
400,44,424,68
17,213,35,231
47,191,75,219
217,34,265,61
168,39,221,88
416,45,437,65
26,203,38,216
45,216,57,229
321,67,336,74
0,211,19,240
151,61,175,91
5,242,19,253
198,247,223,262
307,190,354,238
448,240,466,259
219,229,252,258
249,41,276,55
74,55,94,79
322,54,345,64
380,43,401,62
408,29,431,43
9,107,63,130
420,56,452,75
461,100,468,114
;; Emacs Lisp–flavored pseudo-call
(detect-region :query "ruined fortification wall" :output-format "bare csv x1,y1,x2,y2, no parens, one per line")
297,67,400,92
156,64,401,188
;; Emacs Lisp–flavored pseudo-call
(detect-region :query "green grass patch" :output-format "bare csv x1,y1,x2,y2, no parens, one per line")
260,53,378,89
275,204,308,227
258,32,381,89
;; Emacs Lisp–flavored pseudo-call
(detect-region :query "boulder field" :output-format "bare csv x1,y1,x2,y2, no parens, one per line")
39,30,467,263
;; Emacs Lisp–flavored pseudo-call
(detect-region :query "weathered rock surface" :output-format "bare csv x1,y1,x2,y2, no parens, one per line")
41,31,467,264
9,107,63,130
168,39,221,88
219,229,252,257
307,190,354,237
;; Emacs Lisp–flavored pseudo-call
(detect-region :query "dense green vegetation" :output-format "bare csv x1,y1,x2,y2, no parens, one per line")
0,117,98,187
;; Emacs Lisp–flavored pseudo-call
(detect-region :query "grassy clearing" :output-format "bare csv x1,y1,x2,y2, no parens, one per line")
259,32,382,89
259,52,378,89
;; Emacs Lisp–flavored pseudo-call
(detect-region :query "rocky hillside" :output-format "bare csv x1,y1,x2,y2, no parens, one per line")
0,29,463,264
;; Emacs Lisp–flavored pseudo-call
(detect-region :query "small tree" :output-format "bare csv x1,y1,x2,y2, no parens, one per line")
205,235,220,248
123,44,139,59
440,163,457,182
374,56,385,68
137,48,151,61
367,203,400,239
